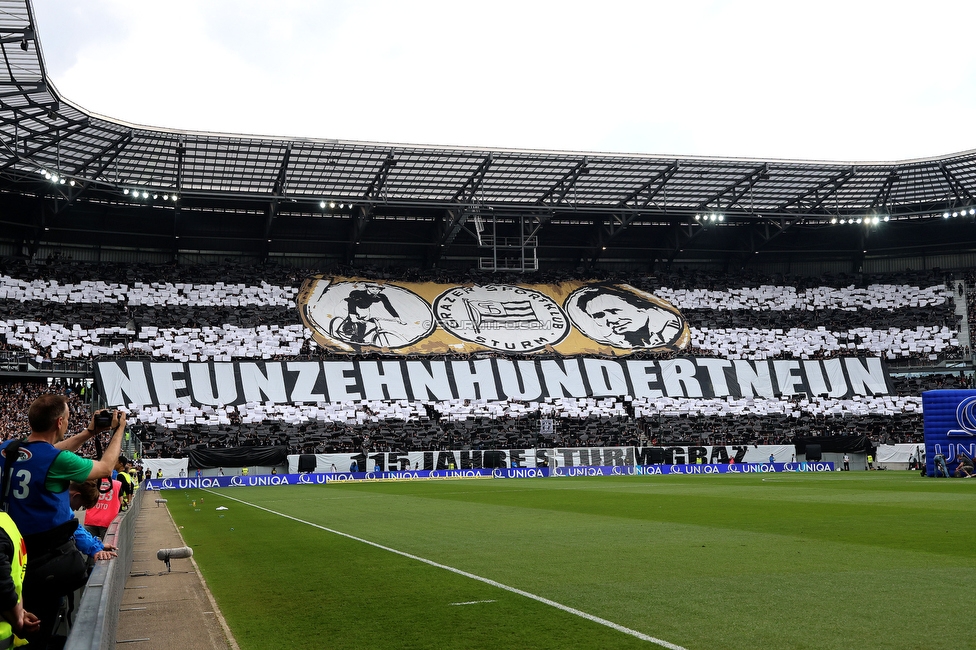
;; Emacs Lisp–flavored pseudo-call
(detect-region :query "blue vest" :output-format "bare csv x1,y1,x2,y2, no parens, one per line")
0,439,74,536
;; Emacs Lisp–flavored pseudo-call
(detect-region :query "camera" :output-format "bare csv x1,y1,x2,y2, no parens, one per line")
93,410,114,431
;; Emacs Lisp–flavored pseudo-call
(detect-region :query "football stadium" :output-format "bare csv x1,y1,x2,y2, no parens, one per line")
1,1,975,649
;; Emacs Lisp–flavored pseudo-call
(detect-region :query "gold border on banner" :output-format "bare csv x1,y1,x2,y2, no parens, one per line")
297,275,690,357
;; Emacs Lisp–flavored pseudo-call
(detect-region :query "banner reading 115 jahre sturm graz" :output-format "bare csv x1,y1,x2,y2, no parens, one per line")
298,276,691,356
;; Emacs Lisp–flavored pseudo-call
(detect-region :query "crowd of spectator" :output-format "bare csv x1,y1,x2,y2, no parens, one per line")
0,379,90,441
0,260,963,364
0,260,970,459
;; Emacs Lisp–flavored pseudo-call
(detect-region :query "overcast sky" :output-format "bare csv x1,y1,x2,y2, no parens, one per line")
29,1,976,163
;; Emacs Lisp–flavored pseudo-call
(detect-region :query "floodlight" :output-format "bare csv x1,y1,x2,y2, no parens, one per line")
152,194,158,199
718,215,725,222
831,218,837,224
872,216,879,224
69,180,75,186
884,216,890,222
944,212,950,219
329,201,336,209
142,191,148,198
856,218,862,224
123,189,129,195
319,201,326,209
163,194,169,200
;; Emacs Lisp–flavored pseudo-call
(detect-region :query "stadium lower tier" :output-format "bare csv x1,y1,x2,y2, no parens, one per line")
0,298,952,333
133,412,923,458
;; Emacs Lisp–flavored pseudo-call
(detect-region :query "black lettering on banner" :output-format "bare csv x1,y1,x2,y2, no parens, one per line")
287,362,325,403
93,357,893,407
710,446,730,464
435,451,457,470
460,451,482,470
540,358,586,398
688,446,709,465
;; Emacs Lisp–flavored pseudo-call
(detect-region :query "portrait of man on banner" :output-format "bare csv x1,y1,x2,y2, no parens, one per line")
565,284,688,351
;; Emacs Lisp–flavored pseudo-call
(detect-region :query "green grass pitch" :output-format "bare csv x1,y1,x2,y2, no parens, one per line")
168,472,976,649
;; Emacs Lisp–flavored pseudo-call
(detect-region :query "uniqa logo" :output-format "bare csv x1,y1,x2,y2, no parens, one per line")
948,396,976,437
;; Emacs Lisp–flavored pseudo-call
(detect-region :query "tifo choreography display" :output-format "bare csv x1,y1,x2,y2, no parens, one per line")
299,277,690,355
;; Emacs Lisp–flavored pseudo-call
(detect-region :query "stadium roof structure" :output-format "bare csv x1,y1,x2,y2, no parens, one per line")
1,0,976,271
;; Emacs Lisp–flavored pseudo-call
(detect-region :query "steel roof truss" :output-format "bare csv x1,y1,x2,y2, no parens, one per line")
698,163,768,211
265,143,293,247
779,167,855,212
0,117,88,173
619,161,679,209
364,152,396,200
939,163,974,205
870,169,900,210
69,130,132,179
53,131,133,213
451,153,492,203
537,157,588,206
347,153,395,261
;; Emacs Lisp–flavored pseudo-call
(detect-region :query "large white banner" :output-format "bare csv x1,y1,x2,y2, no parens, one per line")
96,357,892,407
286,445,800,473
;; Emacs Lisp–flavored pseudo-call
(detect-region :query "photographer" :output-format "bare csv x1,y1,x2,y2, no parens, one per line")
0,395,125,649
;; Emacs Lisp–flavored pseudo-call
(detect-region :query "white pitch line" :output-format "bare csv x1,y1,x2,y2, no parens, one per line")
203,489,686,650
450,600,496,606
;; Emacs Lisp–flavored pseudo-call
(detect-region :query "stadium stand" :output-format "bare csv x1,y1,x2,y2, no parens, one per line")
3,261,960,458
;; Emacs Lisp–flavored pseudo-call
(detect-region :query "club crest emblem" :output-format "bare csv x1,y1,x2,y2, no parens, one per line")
433,285,569,352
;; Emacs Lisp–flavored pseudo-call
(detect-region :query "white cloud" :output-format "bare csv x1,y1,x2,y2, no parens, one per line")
31,0,976,161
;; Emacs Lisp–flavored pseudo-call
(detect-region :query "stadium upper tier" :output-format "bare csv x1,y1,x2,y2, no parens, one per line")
0,261,961,364
3,0,976,266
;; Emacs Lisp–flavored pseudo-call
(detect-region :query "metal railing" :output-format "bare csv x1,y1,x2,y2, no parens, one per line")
64,488,143,650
